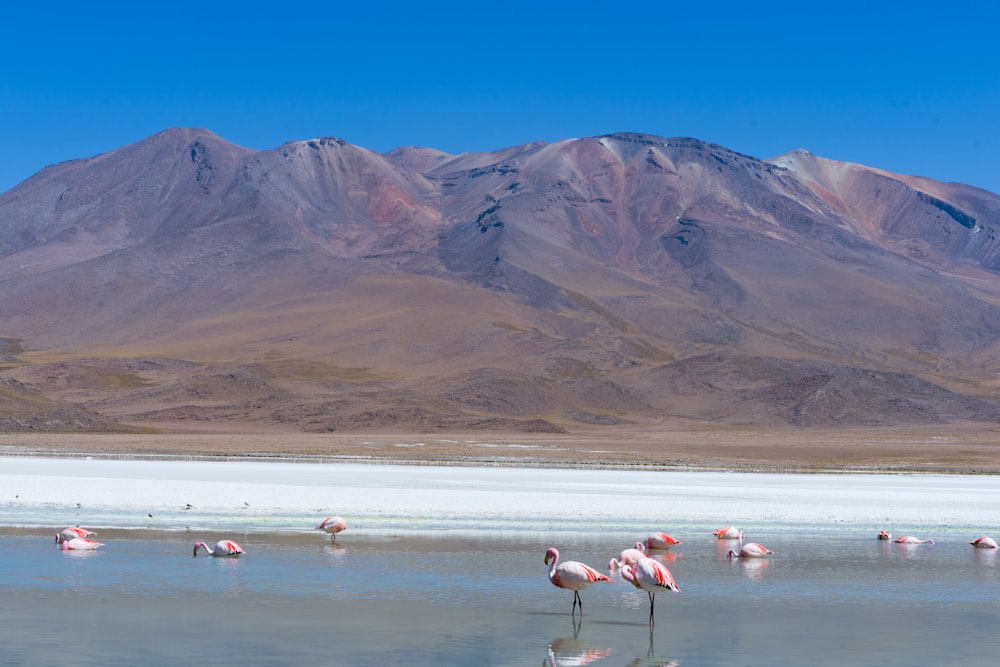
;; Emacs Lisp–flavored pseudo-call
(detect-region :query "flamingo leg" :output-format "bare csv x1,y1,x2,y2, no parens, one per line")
572,591,582,615
648,591,655,625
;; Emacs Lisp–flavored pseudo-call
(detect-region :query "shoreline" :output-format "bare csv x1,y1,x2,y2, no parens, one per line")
2,424,1000,474
2,448,993,476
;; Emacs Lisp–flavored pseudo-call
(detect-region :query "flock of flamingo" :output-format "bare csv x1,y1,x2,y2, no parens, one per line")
52,516,996,627
546,526,999,625
53,515,349,555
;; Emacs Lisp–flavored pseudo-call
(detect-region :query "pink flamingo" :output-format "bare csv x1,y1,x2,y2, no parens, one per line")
970,536,998,549
55,527,97,544
545,547,612,615
609,542,646,573
713,526,744,540
728,542,773,559
193,540,244,557
621,556,681,625
893,536,934,545
316,516,347,542
643,533,682,549
877,530,892,541
60,537,104,551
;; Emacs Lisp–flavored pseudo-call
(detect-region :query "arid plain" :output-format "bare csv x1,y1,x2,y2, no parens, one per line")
3,422,999,474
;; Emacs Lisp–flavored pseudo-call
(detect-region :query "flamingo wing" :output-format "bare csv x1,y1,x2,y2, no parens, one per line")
648,560,681,592
971,536,997,548
634,557,680,592
217,540,244,555
553,561,611,590
741,543,773,557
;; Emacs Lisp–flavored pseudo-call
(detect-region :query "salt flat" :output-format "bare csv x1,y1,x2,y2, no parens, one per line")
1,456,997,534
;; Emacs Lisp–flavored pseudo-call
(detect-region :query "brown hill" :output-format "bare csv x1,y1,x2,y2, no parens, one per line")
0,128,998,434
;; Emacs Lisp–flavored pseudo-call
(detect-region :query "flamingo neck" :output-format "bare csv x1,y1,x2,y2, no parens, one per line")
546,550,560,580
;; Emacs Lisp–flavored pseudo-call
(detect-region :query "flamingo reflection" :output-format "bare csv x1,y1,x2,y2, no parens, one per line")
623,626,680,666
545,618,614,667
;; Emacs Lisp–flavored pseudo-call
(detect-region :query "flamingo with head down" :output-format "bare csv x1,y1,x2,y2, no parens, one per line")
545,547,611,616
620,556,681,625
193,540,244,557
877,530,892,541
55,527,97,544
894,536,934,545
728,542,773,559
970,536,998,549
60,537,104,551
609,542,646,573
643,533,682,550
713,526,744,540
316,516,347,542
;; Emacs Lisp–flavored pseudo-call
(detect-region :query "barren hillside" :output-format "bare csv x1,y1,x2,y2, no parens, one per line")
0,128,998,435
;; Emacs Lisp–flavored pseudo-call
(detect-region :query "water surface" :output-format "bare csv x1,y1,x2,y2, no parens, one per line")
2,527,998,666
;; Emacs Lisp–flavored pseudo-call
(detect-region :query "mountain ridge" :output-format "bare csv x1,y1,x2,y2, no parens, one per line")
0,128,998,434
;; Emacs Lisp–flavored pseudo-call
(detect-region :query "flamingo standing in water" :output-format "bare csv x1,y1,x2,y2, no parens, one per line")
545,547,611,616
620,556,681,625
193,540,244,557
55,527,97,544
713,526,744,540
643,533,682,550
893,536,934,545
728,542,773,559
316,516,347,542
609,542,646,573
877,530,892,541
970,536,998,549
60,537,104,551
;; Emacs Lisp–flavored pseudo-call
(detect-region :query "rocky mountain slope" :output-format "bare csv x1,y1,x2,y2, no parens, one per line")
0,128,998,433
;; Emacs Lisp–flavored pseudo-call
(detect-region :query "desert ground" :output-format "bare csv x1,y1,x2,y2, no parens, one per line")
2,421,998,473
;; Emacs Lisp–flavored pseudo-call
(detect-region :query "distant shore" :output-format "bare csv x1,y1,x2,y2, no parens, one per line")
1,422,999,474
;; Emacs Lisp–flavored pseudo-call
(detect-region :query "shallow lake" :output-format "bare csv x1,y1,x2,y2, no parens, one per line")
2,526,999,666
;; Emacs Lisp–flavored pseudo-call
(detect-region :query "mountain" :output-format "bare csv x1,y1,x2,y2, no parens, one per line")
0,128,998,433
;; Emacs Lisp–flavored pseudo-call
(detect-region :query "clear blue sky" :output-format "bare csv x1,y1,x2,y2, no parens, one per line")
2,1,998,194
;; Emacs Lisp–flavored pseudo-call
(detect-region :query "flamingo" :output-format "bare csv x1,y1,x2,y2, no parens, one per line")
643,533,682,550
60,537,104,551
877,530,892,541
609,542,646,573
193,540,244,557
713,526,744,540
620,556,681,625
316,516,347,542
55,527,97,544
728,542,773,559
970,536,998,549
893,536,934,545
545,547,612,615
